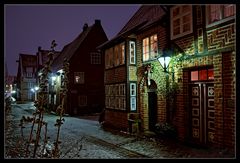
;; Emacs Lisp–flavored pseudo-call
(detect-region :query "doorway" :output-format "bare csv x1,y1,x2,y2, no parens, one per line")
148,91,157,131
189,82,215,145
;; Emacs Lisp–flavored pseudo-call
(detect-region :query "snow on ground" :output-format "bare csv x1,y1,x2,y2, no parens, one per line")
4,102,236,159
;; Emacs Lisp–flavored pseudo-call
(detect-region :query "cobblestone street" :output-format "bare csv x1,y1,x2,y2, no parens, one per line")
4,102,236,159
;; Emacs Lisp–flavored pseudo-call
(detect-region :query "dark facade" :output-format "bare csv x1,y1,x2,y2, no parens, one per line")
51,19,108,115
99,4,236,153
16,54,38,101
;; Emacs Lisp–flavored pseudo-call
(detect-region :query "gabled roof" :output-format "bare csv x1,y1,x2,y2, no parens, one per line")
118,5,166,35
98,5,167,49
19,53,37,67
51,26,92,72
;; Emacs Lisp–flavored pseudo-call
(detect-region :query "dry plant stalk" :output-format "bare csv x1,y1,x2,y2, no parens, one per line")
52,58,69,158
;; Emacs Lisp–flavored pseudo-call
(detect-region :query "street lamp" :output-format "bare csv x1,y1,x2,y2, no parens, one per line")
31,86,39,101
158,51,171,73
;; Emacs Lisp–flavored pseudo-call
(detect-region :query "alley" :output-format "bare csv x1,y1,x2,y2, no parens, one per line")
4,102,235,159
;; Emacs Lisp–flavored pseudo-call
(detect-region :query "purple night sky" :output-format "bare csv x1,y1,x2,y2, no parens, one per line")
5,4,141,76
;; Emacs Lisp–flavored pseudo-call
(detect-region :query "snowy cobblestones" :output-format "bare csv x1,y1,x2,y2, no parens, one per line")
5,103,236,159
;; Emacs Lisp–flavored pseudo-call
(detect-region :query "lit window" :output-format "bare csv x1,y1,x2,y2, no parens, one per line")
74,72,84,84
142,34,158,62
171,5,193,40
121,43,125,65
190,68,214,81
114,45,119,66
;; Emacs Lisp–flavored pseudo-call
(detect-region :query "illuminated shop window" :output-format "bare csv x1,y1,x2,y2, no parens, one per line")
190,68,214,81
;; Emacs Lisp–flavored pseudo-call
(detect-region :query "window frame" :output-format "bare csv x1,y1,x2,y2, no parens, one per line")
170,5,193,40
91,52,101,64
130,82,137,112
105,83,126,110
74,72,84,84
142,34,158,62
129,41,136,64
206,4,235,28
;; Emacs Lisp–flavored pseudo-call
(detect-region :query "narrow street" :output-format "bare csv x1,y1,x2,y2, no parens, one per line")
4,102,235,159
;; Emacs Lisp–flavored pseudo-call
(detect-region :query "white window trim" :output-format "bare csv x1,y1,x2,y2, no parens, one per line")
170,5,193,40
129,41,136,64
130,83,137,111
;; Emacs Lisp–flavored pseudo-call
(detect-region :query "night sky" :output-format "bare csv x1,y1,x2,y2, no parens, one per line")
5,4,141,76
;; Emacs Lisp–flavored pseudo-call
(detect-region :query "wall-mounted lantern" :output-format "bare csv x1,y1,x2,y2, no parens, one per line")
158,50,171,73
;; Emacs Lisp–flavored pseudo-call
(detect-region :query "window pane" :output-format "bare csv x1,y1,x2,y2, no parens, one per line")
173,19,180,26
130,83,136,96
209,5,221,23
173,7,180,17
208,69,214,80
143,38,149,61
182,5,191,13
199,69,207,80
173,27,180,35
183,23,190,32
224,4,235,18
183,14,190,22
114,46,119,66
130,41,135,64
121,44,125,64
74,72,84,84
130,97,136,111
191,71,198,81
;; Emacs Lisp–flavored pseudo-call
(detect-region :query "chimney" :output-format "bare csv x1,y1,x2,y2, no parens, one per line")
83,23,88,31
95,19,101,25
38,46,42,52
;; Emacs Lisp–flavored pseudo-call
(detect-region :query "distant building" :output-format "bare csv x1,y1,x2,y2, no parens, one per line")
99,4,235,153
51,19,108,115
16,54,37,101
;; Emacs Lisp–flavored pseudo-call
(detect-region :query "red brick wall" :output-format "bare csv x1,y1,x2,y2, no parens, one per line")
105,66,126,84
104,109,128,131
136,24,169,131
207,24,235,51
222,51,235,150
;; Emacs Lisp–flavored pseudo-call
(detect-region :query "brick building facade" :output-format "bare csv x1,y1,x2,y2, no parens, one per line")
99,4,235,152
51,20,108,115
